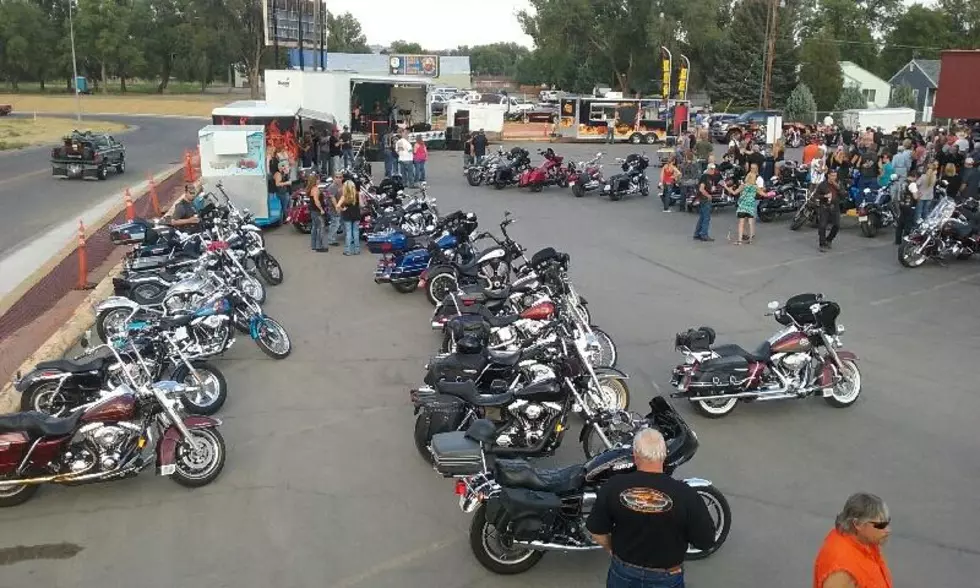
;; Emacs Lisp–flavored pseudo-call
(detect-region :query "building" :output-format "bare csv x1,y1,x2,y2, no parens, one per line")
888,59,941,123
839,61,890,109
283,50,472,90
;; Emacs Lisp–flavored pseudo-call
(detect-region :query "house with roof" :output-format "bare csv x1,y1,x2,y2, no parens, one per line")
888,59,941,123
839,61,890,109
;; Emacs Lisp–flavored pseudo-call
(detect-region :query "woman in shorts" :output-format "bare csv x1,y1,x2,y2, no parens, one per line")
727,168,762,244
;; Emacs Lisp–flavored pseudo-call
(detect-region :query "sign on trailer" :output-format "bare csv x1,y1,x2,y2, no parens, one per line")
389,55,440,77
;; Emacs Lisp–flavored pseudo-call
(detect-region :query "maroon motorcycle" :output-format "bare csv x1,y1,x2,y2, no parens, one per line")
0,374,225,506
669,293,861,418
569,152,605,198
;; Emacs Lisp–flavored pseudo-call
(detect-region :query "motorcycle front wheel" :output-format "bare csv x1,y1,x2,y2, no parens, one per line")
238,276,266,304
469,503,544,575
591,328,618,368
685,484,732,560
255,317,291,359
256,252,284,285
170,428,226,488
823,359,862,408
466,168,483,187
174,362,228,416
789,209,808,231
96,307,134,342
898,241,927,268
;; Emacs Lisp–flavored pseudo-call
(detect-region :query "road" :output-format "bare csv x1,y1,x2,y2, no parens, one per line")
0,143,977,587
0,114,203,257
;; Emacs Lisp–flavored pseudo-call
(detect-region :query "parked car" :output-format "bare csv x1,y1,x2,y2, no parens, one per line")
714,110,781,144
708,113,739,142
51,130,126,180
430,95,448,116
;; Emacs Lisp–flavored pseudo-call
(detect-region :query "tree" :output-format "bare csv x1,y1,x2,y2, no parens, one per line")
798,28,843,111
784,83,817,123
835,85,867,110
879,5,954,78
326,11,371,53
224,0,265,98
888,84,917,109
75,0,146,92
463,43,529,77
817,0,878,74
384,40,425,54
937,0,980,49
0,0,46,89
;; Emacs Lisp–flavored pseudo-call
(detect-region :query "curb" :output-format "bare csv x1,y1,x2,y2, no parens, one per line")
0,263,122,414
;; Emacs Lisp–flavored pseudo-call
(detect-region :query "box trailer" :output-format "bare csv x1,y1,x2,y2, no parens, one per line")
933,50,980,120
840,108,915,134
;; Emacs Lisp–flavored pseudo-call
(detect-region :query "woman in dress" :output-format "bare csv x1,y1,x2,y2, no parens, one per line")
728,168,762,244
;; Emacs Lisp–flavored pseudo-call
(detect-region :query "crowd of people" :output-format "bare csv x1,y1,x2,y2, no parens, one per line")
380,127,429,186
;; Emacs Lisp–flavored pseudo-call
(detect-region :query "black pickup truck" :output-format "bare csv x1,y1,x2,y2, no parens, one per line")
51,131,126,180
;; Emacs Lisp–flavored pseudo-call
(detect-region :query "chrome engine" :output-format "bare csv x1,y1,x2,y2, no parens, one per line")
495,400,563,447
775,352,811,387
63,422,142,474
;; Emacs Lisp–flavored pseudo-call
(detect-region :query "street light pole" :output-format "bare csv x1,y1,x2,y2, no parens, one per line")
67,0,82,121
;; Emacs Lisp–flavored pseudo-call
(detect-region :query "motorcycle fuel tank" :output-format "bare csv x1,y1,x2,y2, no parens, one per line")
81,392,137,423
769,328,811,354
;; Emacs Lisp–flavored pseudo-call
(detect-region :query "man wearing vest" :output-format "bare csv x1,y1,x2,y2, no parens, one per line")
813,493,893,588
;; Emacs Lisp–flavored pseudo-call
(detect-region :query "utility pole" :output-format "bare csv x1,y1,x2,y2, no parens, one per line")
67,0,81,121
272,0,280,66
298,0,305,70
319,0,326,70
762,0,783,109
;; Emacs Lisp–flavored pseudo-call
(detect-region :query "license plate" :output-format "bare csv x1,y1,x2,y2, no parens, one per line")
858,216,868,222
174,326,189,341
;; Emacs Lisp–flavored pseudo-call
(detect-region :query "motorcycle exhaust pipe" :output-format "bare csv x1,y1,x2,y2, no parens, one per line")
512,540,604,552
688,386,789,402
0,468,114,488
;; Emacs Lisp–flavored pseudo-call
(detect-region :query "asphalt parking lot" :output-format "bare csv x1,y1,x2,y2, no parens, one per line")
0,142,977,587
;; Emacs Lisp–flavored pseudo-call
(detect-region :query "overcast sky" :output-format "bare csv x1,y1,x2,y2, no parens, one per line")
326,0,935,51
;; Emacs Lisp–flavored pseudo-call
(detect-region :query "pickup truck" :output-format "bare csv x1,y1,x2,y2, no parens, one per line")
51,131,126,180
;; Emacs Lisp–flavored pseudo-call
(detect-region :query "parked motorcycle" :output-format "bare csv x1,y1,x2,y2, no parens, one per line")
465,147,507,186
518,148,571,192
669,293,861,418
899,196,980,268
569,153,604,198
856,177,898,238
489,148,532,190
757,161,808,222
428,396,730,574
0,344,225,507
602,154,649,201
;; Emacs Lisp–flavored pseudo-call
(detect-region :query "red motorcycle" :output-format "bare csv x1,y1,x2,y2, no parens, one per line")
519,148,572,192
0,355,225,506
569,152,604,198
669,293,861,419
287,190,312,233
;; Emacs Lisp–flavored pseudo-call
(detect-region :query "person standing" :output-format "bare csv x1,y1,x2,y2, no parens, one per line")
694,133,713,172
340,125,353,169
472,128,488,165
813,493,893,588
383,131,397,178
462,132,474,169
660,156,680,212
396,130,414,185
729,167,761,244
694,163,720,242
318,129,330,175
323,171,344,248
338,180,361,256
915,161,937,221
942,162,962,201
960,157,979,202
895,169,919,245
586,428,716,588
607,110,619,144
816,168,842,251
306,173,327,252
271,160,291,222
413,136,428,185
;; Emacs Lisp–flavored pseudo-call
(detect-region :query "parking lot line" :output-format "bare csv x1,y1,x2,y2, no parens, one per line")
327,539,454,588
732,240,895,275
868,270,980,306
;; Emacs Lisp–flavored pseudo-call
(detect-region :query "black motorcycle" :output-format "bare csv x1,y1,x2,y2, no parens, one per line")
428,396,731,574
465,147,507,186
757,161,808,222
602,153,649,201
488,148,532,190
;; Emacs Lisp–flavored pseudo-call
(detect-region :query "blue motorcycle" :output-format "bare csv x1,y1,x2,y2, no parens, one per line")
369,211,478,294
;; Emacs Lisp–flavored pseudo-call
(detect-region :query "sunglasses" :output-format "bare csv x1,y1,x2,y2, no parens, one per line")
868,519,890,530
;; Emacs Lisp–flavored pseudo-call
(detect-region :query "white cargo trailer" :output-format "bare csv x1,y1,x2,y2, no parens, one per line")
840,108,916,134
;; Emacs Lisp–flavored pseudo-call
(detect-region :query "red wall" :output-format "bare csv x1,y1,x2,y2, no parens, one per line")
933,51,980,119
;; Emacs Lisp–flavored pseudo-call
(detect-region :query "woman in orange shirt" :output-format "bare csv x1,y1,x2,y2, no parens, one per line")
813,493,893,588
803,136,821,166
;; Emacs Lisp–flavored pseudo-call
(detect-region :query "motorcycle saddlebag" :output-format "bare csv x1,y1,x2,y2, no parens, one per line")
607,174,631,193
110,219,151,245
430,428,484,477
487,487,562,542
675,327,715,351
367,231,409,254
692,356,749,389
0,431,30,473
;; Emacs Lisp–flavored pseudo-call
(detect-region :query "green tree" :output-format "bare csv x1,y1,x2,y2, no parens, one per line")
817,0,878,73
326,11,371,53
223,0,266,98
0,0,46,89
385,40,425,54
798,28,843,111
75,0,146,92
835,85,867,110
888,84,917,109
784,83,817,123
463,43,530,77
879,5,954,78
937,0,980,48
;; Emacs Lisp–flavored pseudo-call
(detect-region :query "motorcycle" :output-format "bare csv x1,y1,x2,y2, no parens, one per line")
684,164,741,212
569,153,604,198
0,343,225,507
669,293,861,418
428,396,730,574
757,161,808,222
465,147,507,187
602,153,650,201
518,148,571,192
899,196,980,268
856,180,898,238
489,148,532,190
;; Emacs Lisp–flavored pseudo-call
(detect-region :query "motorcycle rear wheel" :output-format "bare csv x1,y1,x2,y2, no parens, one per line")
293,220,312,234
391,279,419,293
692,396,738,418
571,183,585,198
21,381,73,417
860,213,880,238
0,475,39,507
413,412,437,464
425,268,458,306
685,484,732,560
469,504,544,575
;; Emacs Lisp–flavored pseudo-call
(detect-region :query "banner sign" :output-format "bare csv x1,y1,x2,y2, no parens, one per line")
661,53,671,101
407,130,446,143
389,55,440,77
677,66,689,100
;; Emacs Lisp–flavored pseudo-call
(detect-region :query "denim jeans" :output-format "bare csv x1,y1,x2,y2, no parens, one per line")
342,148,353,169
414,161,426,183
326,212,341,245
343,220,360,254
399,161,414,185
915,199,933,222
309,209,325,250
694,200,712,238
384,152,396,177
661,184,678,211
607,558,684,588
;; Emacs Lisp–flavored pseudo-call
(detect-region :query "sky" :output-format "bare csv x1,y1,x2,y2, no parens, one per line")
325,0,535,50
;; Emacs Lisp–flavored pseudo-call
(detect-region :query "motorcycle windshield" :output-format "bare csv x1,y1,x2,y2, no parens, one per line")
923,198,956,230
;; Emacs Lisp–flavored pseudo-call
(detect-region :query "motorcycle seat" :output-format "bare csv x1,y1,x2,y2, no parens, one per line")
698,354,749,373
487,349,521,367
434,380,513,407
35,348,114,374
713,342,772,362
487,313,520,328
493,459,586,495
0,410,84,438
160,314,196,330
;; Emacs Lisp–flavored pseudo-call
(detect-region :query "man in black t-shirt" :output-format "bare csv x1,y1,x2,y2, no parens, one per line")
472,129,488,164
586,428,715,586
745,143,765,173
693,164,720,241
169,183,201,234
815,169,842,251
340,125,353,169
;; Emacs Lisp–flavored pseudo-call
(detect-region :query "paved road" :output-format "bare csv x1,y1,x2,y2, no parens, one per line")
0,114,202,256
1,143,977,587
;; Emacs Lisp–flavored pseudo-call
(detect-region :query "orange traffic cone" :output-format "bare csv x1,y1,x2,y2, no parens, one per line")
147,174,161,216
124,188,135,221
75,220,91,290
183,150,194,182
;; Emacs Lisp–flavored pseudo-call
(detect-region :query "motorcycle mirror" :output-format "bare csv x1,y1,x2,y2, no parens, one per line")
767,301,780,310
504,210,512,217
80,329,91,349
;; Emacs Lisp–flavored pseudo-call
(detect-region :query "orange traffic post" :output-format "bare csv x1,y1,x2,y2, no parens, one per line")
183,150,193,182
147,174,161,216
124,188,135,221
75,220,89,290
